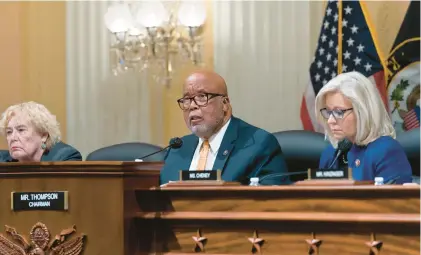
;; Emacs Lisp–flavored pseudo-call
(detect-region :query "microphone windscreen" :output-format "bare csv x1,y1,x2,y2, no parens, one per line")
338,139,352,152
169,137,183,149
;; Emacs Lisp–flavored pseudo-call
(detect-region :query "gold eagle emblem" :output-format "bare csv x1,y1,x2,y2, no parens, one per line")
0,222,86,255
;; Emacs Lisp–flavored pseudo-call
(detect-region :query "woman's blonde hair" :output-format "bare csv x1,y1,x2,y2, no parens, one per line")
0,101,61,150
315,71,395,148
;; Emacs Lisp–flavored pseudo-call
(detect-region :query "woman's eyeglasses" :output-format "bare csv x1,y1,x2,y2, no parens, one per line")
320,108,353,120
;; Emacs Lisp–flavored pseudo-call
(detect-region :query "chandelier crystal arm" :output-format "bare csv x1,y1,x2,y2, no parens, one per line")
104,1,207,86
146,27,157,57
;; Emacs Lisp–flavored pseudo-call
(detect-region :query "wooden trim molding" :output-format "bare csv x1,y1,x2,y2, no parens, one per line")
0,162,163,177
157,185,420,191
136,211,420,224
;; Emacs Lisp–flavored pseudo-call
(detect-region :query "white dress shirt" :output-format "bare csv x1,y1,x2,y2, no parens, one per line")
189,118,231,170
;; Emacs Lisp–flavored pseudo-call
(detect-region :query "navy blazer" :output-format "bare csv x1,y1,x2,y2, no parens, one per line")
0,142,82,162
160,116,289,185
319,136,412,184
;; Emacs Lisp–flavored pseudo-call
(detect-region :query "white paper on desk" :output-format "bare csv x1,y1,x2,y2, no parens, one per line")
160,181,177,187
403,183,419,186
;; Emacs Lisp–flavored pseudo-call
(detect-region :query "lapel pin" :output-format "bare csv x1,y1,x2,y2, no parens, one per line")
223,150,229,156
355,159,360,167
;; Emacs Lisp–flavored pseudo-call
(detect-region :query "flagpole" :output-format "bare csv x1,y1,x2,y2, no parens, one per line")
337,0,343,74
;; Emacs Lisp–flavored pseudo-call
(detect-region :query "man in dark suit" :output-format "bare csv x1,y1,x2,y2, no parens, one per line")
160,70,289,185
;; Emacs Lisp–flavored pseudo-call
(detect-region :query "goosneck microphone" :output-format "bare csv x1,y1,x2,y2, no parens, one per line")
258,171,308,184
135,137,183,161
328,139,353,169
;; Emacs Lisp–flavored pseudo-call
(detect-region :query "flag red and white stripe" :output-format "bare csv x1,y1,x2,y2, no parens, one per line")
403,107,420,131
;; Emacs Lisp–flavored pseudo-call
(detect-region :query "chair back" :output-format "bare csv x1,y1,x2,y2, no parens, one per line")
86,142,166,162
0,150,9,162
396,128,420,176
272,130,329,181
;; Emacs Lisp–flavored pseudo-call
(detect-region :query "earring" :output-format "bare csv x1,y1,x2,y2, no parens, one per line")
41,143,47,149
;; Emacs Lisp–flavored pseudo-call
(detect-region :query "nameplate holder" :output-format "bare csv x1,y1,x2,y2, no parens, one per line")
11,191,68,211
179,169,222,181
309,167,352,180
295,168,373,186
160,170,241,187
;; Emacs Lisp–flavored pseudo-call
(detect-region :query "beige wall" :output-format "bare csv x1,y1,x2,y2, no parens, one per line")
0,2,66,149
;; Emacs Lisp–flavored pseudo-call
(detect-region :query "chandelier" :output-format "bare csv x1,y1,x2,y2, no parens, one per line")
104,1,207,86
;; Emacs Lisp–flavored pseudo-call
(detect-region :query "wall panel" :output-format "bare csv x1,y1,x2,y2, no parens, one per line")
0,2,66,149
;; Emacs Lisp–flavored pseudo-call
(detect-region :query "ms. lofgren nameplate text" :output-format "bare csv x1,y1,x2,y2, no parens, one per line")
11,191,69,211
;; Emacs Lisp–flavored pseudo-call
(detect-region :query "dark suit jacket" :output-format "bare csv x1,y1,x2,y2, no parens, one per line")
160,116,289,185
0,142,82,162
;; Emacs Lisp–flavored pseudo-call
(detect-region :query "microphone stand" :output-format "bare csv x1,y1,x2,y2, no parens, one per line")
257,171,308,184
135,146,170,162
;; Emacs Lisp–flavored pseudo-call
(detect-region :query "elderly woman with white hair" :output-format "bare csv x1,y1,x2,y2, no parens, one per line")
316,71,412,184
0,101,82,162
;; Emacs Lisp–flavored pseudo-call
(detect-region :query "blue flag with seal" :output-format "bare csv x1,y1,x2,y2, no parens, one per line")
387,1,420,133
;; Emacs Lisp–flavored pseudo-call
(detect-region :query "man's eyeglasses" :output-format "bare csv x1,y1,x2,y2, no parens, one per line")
177,93,226,110
320,108,353,120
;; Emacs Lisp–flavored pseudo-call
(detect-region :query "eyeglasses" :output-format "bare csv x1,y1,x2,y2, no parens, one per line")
320,108,353,120
177,93,226,110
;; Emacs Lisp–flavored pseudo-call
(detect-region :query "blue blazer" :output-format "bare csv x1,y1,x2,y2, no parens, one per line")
160,116,289,185
319,136,412,184
0,142,82,162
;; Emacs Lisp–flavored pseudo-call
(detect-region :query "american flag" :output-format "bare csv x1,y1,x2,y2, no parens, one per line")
300,0,388,132
404,106,420,131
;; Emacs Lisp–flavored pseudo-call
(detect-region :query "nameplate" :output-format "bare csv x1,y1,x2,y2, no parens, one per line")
11,191,68,211
179,169,222,181
309,168,352,180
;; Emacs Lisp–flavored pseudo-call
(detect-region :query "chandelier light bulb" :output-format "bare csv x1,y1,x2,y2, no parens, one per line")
104,3,133,33
178,1,207,27
135,1,169,28
128,27,145,36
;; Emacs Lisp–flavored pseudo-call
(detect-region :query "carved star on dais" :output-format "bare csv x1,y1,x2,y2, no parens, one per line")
366,233,383,255
305,232,323,255
248,230,264,254
192,229,207,252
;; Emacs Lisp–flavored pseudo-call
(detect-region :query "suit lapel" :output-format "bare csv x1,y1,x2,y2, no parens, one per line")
5,154,16,162
41,151,50,161
180,135,199,171
212,117,239,173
